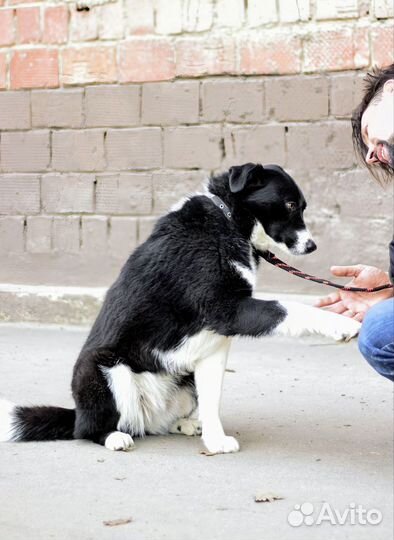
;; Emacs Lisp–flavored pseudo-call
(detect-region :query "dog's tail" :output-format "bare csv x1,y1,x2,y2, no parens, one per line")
0,399,75,442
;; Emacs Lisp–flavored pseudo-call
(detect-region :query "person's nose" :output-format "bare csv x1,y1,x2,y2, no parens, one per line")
366,144,379,164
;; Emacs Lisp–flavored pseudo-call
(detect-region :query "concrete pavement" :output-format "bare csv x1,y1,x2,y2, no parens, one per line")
0,323,392,540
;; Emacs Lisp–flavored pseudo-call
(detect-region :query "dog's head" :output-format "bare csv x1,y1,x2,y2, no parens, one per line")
229,163,316,256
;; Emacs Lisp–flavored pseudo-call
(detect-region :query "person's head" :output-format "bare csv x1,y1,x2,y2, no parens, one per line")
352,64,394,184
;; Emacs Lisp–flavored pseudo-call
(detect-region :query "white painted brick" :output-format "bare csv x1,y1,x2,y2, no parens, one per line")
70,8,98,41
98,3,125,40
247,0,277,26
315,0,359,20
52,216,80,253
138,216,157,244
81,216,108,253
96,173,152,215
0,175,40,215
183,0,213,32
373,0,394,18
109,217,138,259
125,0,154,34
279,0,310,22
0,217,24,253
41,174,95,214
216,0,245,27
156,0,183,34
26,216,52,253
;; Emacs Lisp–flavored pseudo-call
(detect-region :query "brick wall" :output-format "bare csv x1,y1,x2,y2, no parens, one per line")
0,0,393,291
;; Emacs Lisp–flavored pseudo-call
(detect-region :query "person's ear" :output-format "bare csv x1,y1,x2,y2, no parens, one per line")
229,163,264,193
383,79,394,94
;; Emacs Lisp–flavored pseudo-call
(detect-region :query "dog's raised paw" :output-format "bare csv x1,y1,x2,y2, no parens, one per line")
169,418,202,436
331,317,361,342
104,431,135,451
203,435,240,454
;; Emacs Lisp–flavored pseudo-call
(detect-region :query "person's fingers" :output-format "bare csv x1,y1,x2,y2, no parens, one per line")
347,300,369,314
353,312,364,322
322,301,347,314
342,309,356,318
330,265,363,278
314,292,341,307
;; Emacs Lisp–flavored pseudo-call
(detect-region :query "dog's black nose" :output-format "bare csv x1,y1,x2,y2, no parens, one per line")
304,239,317,253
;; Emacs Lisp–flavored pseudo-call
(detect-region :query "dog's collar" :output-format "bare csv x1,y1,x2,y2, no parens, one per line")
205,194,232,220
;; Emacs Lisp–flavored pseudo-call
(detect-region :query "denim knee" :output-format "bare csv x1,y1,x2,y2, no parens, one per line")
358,299,394,381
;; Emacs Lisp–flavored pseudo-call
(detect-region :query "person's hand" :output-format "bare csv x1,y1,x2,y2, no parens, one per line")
314,265,393,322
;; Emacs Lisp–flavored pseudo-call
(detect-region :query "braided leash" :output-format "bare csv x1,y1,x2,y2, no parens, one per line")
258,250,394,293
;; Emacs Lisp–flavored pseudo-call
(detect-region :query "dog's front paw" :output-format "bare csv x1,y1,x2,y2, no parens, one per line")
203,435,240,454
104,431,135,451
326,315,361,342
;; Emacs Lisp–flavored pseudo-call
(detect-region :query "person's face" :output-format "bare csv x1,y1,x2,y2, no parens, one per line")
361,79,394,168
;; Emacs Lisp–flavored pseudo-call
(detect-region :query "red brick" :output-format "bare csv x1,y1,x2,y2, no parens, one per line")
239,33,301,75
43,6,68,44
10,49,59,89
0,53,6,89
61,46,117,85
371,27,394,67
9,0,38,4
176,36,235,77
0,9,14,46
119,39,175,82
16,7,41,44
303,27,369,72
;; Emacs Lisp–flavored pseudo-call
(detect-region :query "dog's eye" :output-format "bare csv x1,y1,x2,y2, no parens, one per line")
285,201,297,211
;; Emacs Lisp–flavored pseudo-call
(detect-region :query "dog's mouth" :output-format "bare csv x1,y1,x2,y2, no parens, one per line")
252,223,317,256
289,229,317,255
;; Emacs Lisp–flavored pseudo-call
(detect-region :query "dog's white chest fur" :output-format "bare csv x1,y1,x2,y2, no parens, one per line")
153,330,229,374
231,245,257,289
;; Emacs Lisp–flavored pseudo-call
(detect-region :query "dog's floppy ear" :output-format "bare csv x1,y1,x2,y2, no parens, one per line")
229,163,264,193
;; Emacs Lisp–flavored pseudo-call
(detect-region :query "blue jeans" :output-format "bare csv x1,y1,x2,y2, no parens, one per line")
358,298,394,381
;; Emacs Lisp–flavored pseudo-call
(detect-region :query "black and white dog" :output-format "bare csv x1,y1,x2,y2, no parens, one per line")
0,163,360,454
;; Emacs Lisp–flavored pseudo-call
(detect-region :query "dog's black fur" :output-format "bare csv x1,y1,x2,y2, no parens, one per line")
6,163,317,446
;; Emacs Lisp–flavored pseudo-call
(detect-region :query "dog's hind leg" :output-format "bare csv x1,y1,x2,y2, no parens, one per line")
169,404,201,436
168,382,201,436
194,340,239,454
72,352,135,451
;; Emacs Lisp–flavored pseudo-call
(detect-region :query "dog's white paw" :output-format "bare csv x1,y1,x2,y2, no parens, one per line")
325,315,361,342
169,418,202,436
203,435,240,454
104,431,135,451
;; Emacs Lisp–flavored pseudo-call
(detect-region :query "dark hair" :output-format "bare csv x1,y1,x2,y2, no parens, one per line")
351,63,394,184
